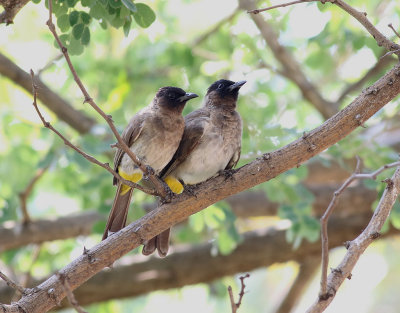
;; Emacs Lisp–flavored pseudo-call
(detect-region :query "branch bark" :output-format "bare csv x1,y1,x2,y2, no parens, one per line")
0,53,96,134
1,61,399,313
239,0,339,119
0,212,101,252
0,0,29,24
1,213,398,307
307,167,400,312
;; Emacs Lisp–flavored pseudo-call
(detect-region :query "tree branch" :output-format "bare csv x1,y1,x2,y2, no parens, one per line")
239,0,339,119
30,70,158,196
2,60,400,313
247,0,400,56
1,213,398,307
275,257,320,313
0,0,30,24
0,53,96,134
0,212,101,252
45,1,168,198
307,166,400,312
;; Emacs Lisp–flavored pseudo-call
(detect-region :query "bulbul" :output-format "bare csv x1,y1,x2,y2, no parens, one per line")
102,87,198,240
142,79,246,257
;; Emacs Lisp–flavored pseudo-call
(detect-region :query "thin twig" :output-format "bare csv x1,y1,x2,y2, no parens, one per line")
0,270,25,295
45,0,168,198
37,53,63,76
247,0,310,14
388,23,400,40
227,274,250,313
319,157,400,298
58,273,88,313
18,165,49,224
307,166,400,312
248,0,400,54
30,70,157,196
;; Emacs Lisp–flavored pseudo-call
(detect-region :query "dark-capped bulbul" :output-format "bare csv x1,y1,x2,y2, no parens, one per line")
102,87,198,240
142,79,245,256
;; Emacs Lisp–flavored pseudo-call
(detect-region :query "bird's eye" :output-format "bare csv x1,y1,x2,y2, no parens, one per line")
217,83,224,89
168,93,175,99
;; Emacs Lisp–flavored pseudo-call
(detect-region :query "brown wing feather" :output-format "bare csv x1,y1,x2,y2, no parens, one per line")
112,114,145,185
161,108,210,178
225,147,241,170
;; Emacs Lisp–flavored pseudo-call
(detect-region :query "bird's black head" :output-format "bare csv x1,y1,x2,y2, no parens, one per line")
206,79,246,101
155,87,198,112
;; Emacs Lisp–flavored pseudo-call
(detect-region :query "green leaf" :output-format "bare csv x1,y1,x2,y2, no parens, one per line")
99,19,108,29
80,12,91,24
123,18,132,36
81,0,94,7
66,0,77,8
72,23,85,39
32,0,41,4
81,27,90,45
132,3,155,28
108,0,121,8
110,15,125,28
69,10,80,26
90,3,108,19
57,14,70,32
121,0,136,12
54,33,70,48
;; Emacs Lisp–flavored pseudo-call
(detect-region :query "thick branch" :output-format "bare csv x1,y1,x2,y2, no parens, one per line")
239,0,339,119
1,213,398,307
0,212,101,252
0,0,30,24
3,61,400,313
0,53,95,134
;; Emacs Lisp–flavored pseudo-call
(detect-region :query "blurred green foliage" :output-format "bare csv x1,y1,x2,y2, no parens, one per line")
1,0,400,311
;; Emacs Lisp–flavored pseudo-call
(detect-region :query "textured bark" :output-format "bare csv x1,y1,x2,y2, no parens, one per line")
239,0,339,119
1,62,399,313
0,212,101,252
0,212,398,307
0,53,96,134
0,0,29,24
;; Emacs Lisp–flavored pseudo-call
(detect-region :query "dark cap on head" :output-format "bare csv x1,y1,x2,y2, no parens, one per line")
207,79,246,101
155,86,198,110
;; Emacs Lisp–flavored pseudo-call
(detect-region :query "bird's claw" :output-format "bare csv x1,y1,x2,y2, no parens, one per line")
184,184,197,198
220,169,235,180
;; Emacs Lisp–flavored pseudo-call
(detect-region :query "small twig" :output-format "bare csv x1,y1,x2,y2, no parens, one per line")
18,165,49,224
0,270,25,295
58,273,88,313
37,53,63,76
319,157,400,298
248,0,400,54
388,23,400,40
247,0,310,14
307,166,400,312
30,70,157,196
45,0,167,198
227,274,250,313
380,48,400,60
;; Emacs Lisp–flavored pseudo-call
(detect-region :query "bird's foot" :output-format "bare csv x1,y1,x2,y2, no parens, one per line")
220,168,235,180
184,184,197,198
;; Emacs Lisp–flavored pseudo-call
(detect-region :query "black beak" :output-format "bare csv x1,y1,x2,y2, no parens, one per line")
227,80,247,91
178,93,199,102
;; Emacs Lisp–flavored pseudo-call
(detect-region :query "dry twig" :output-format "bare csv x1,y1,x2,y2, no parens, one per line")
0,271,25,296
58,274,87,313
388,23,400,40
45,0,168,198
248,0,400,55
319,157,400,298
307,166,400,312
227,274,250,313
18,165,49,224
30,70,157,196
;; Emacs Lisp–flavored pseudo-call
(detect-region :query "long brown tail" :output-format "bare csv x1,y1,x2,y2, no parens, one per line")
142,228,170,257
102,184,134,240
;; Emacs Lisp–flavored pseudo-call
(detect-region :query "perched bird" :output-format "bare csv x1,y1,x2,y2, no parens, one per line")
102,87,198,240
143,79,246,257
